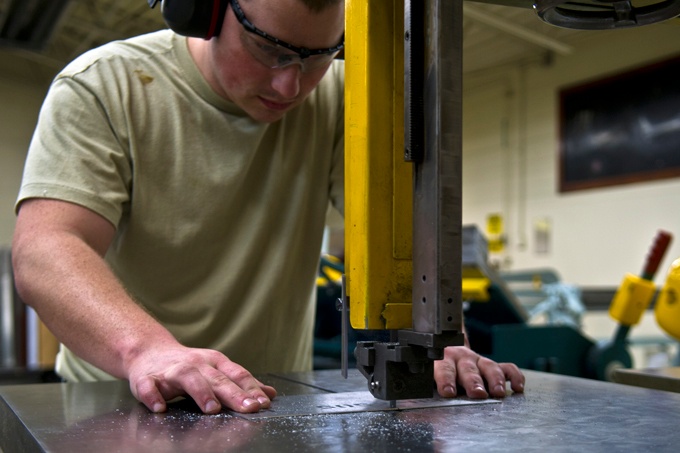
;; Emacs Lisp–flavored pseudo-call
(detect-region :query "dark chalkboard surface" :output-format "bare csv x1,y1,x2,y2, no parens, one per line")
559,54,680,192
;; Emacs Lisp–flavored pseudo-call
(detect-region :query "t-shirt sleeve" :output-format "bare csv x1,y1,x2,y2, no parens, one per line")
16,74,132,227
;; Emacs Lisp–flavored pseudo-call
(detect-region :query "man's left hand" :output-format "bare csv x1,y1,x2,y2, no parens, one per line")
434,346,525,399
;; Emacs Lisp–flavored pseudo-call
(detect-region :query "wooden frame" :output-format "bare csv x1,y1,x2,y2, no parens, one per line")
559,54,680,192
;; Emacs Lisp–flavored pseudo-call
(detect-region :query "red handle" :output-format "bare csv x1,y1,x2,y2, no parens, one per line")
642,230,673,280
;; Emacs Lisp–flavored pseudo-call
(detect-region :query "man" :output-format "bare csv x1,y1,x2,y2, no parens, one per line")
12,0,524,415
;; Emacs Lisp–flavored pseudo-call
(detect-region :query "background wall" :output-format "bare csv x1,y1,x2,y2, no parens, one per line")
0,77,47,247
462,21,680,289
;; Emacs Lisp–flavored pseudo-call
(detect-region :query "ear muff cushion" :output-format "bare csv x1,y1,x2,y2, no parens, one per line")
161,0,228,39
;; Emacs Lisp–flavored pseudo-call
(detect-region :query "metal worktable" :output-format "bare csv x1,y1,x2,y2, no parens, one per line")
2,369,680,452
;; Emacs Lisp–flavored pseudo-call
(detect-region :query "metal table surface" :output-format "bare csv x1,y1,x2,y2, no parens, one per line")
2,369,680,452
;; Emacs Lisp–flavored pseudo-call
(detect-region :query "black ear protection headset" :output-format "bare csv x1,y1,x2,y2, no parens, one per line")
148,0,229,39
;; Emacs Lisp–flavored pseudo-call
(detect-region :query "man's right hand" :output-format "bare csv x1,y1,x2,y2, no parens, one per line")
126,343,277,414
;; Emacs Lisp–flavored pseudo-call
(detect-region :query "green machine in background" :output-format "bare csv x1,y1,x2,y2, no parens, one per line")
462,225,673,381
314,225,674,379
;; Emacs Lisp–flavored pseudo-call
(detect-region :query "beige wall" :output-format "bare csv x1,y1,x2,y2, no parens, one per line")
462,21,680,288
0,76,48,247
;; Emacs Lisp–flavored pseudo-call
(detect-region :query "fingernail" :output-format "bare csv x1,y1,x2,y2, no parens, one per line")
494,384,506,395
474,385,485,393
152,402,164,413
443,385,456,397
242,398,258,409
205,399,220,413
257,396,270,406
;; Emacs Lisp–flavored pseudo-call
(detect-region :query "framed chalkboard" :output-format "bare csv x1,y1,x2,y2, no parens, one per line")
559,54,680,192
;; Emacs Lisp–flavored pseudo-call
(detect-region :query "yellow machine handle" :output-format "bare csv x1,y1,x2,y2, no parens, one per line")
609,230,673,327
655,258,680,341
609,273,656,327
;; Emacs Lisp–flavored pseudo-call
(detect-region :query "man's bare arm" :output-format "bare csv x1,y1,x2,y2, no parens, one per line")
12,199,275,413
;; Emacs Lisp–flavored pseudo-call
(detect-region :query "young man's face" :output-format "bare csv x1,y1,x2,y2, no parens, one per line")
202,0,344,123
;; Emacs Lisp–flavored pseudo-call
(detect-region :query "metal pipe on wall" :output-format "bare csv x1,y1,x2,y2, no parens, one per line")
0,249,17,369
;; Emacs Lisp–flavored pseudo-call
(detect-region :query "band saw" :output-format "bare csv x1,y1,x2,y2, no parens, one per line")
342,0,680,403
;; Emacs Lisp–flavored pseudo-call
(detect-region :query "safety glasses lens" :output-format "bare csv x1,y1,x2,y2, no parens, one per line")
241,32,337,73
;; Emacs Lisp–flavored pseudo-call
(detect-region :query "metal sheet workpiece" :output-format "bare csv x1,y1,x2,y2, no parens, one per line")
233,391,499,420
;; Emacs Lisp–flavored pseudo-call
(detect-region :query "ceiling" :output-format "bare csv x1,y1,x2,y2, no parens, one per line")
0,0,677,86
0,0,167,85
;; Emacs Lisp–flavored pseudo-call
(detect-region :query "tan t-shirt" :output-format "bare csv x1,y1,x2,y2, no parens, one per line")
17,30,345,381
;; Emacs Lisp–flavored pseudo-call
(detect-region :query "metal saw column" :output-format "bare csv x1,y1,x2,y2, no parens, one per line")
411,0,463,335
349,0,466,401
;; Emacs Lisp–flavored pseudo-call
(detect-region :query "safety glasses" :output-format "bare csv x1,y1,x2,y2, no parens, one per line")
230,0,344,73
